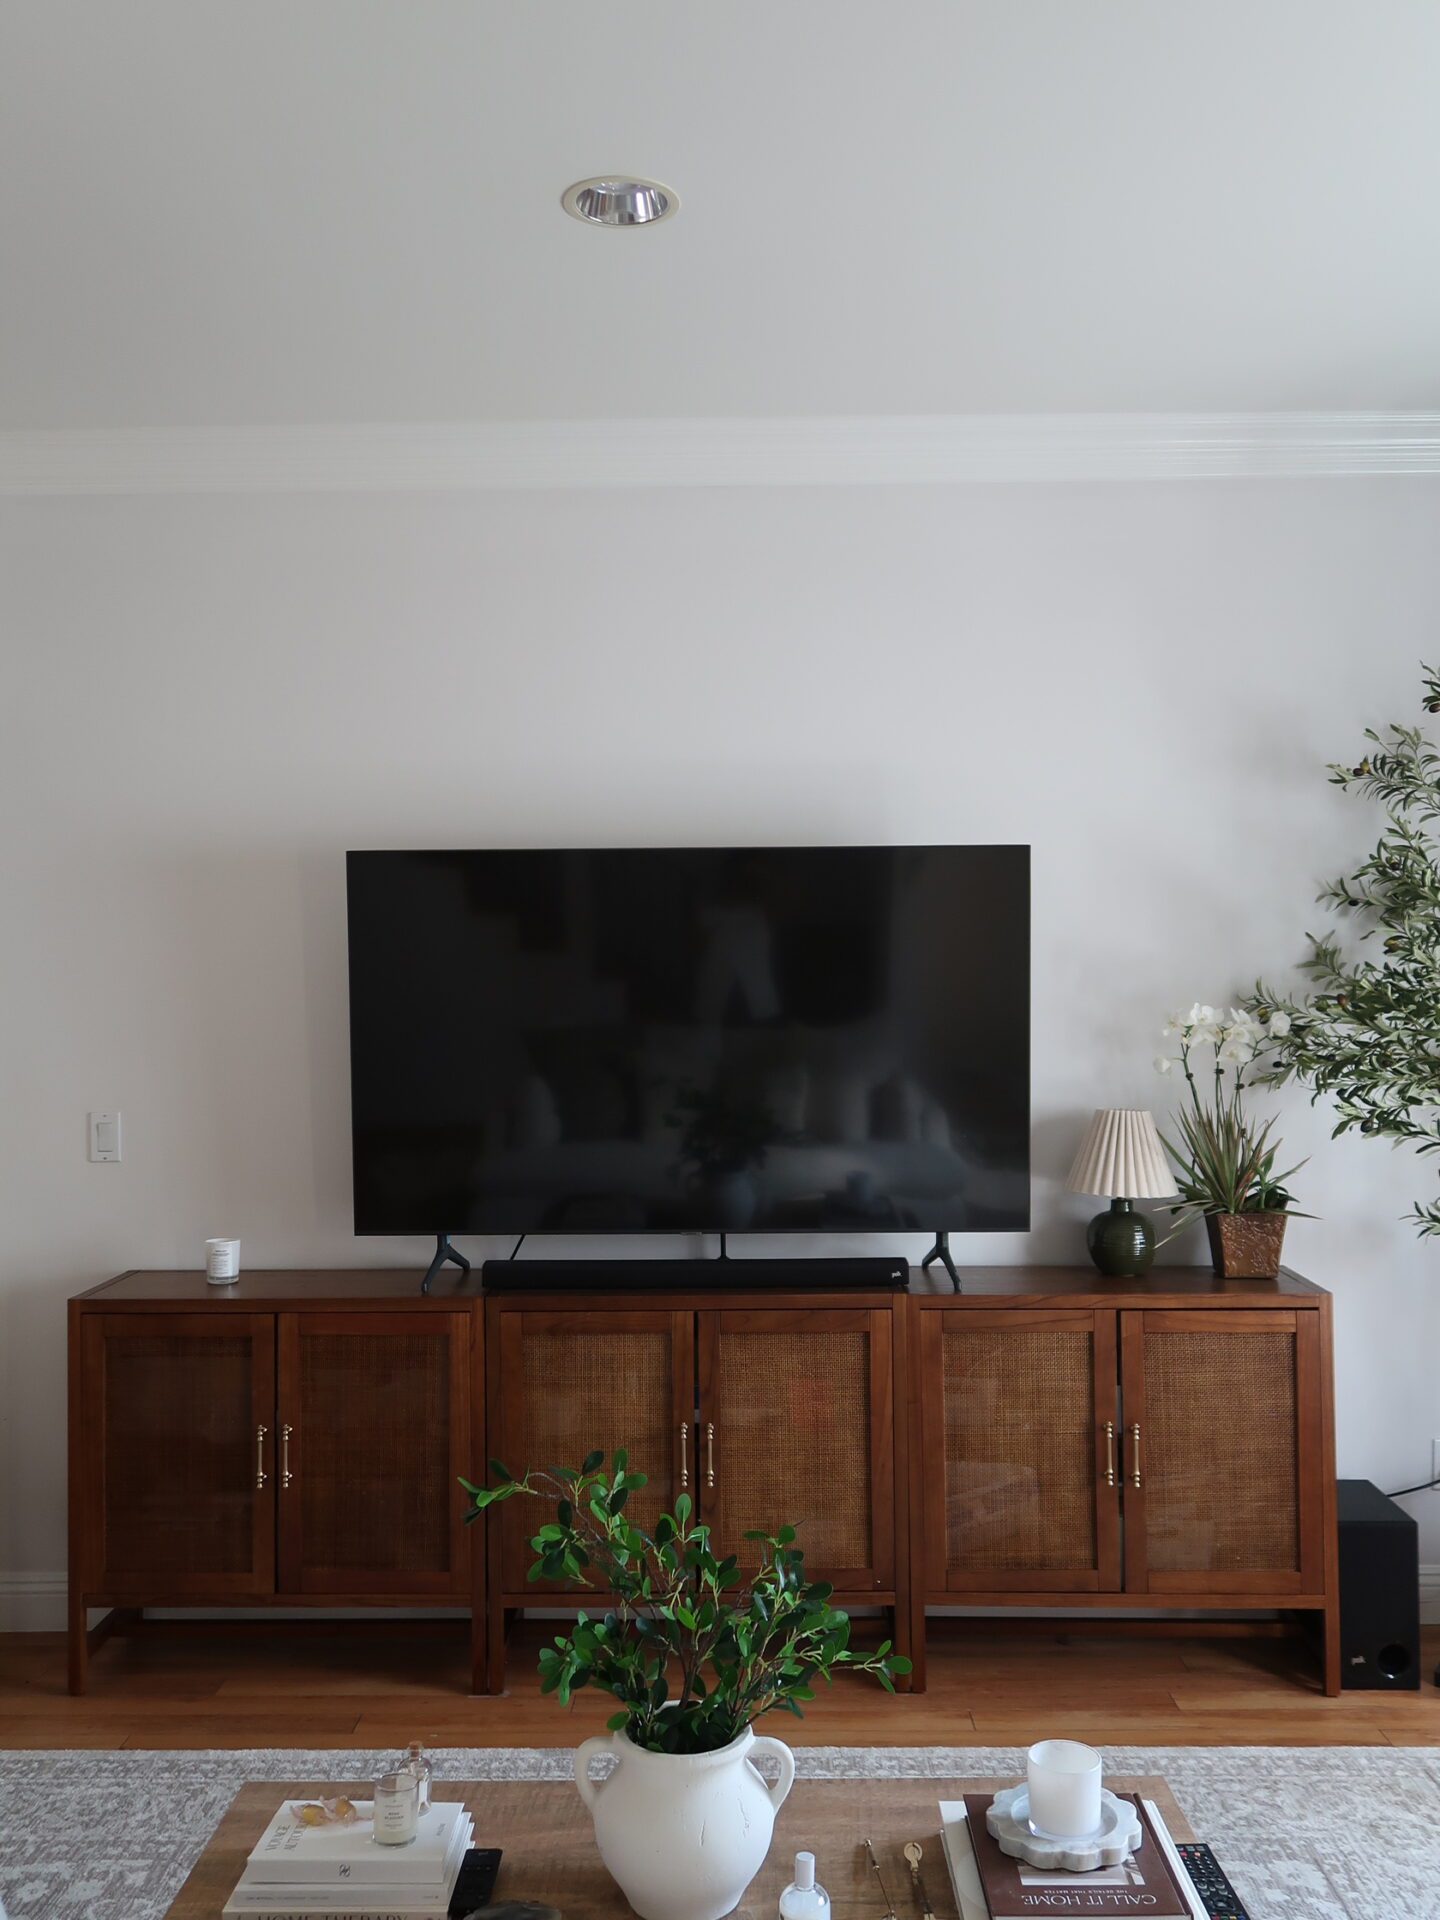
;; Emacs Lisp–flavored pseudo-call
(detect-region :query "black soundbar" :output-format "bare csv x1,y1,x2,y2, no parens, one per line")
481,1256,909,1293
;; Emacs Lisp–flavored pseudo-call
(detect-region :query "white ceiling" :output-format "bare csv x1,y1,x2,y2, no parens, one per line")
3,1,1439,430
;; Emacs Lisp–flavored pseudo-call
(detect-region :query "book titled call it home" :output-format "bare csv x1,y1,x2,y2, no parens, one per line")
956,1793,1193,1920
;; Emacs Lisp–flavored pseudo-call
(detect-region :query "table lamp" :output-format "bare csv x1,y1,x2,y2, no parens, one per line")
1066,1108,1176,1276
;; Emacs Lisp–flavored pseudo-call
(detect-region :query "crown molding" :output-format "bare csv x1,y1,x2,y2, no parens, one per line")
2,412,1439,496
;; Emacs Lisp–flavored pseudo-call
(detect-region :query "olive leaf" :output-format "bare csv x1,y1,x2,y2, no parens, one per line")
1248,662,1440,1236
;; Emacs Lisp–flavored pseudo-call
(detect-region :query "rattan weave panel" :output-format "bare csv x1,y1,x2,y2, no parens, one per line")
505,1331,674,1583
297,1333,450,1573
103,1332,256,1577
942,1328,1097,1572
710,1331,872,1570
1143,1329,1298,1572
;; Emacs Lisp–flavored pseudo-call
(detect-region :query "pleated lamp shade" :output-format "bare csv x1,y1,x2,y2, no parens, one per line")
1066,1108,1175,1199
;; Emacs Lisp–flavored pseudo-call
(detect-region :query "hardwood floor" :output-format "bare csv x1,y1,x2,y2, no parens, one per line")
4,1622,1440,1749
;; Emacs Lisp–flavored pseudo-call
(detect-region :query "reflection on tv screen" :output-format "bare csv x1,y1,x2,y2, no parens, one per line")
347,846,1030,1236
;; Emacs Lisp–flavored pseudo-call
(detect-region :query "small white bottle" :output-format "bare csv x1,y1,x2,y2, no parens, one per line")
404,1741,432,1815
779,1851,830,1920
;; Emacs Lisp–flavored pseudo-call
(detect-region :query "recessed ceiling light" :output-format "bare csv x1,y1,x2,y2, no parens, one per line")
561,177,678,228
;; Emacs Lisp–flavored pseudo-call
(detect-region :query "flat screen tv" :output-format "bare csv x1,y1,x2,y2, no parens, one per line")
347,846,1029,1238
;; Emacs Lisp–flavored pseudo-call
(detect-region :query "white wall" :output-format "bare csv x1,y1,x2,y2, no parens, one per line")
5,475,1440,1621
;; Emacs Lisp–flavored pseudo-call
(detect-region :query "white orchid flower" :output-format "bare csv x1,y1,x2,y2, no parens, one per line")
1217,1034,1255,1065
1162,1010,1188,1037
1266,1010,1292,1037
1186,1003,1219,1028
1154,1054,1174,1075
1226,1007,1262,1038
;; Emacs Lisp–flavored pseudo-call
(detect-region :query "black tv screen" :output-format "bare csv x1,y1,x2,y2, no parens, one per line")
347,846,1029,1237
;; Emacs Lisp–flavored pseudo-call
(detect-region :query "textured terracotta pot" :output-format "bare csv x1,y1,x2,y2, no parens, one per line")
1205,1210,1287,1278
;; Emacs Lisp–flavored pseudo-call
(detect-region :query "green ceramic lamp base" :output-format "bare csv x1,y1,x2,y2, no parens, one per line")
1086,1196,1156,1277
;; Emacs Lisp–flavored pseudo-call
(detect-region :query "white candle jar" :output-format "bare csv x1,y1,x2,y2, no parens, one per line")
205,1238,240,1282
371,1771,420,1846
1026,1738,1103,1839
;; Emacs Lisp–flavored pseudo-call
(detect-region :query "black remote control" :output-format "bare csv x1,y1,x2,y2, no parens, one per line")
447,1846,502,1917
1175,1842,1250,1920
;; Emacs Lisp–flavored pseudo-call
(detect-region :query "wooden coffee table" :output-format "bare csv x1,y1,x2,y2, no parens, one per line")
163,1775,1196,1919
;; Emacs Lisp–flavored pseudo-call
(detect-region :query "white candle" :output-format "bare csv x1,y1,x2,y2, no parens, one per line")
1026,1738,1103,1839
205,1238,240,1282
371,1773,419,1846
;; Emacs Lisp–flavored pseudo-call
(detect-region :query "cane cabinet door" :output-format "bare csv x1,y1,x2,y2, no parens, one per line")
276,1312,471,1597
698,1309,894,1592
79,1312,276,1595
490,1309,693,1595
918,1309,1121,1593
1120,1308,1324,1595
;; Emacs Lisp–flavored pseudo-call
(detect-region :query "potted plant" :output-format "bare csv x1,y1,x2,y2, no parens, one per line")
1155,1004,1308,1276
461,1449,908,1920
1246,664,1440,1237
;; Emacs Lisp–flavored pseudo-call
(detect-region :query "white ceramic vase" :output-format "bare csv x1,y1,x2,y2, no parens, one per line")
574,1724,795,1920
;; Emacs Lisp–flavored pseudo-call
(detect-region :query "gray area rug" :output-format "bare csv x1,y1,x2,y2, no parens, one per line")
1,1745,1434,1920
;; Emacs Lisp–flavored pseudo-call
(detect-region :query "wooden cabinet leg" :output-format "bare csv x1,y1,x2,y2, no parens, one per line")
70,1602,139,1693
906,1596,928,1694
890,1599,919,1694
67,1589,88,1696
480,1597,495,1689
484,1601,509,1694
1321,1595,1342,1697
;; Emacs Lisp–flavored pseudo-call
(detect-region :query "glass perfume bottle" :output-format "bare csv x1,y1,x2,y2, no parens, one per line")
404,1741,433,1814
779,1851,830,1920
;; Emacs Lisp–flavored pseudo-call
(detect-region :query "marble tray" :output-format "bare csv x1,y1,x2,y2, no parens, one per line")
986,1785,1142,1871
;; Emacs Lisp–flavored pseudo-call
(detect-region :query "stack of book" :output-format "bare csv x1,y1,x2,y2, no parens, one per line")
222,1798,474,1920
940,1793,1207,1920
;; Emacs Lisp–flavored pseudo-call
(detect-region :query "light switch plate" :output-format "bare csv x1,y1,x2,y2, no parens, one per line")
89,1110,122,1162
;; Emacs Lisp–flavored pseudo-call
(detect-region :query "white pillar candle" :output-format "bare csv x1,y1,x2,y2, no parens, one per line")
205,1238,240,1282
1026,1738,1103,1839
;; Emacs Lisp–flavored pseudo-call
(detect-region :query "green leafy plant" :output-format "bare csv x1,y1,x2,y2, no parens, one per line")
1247,663,1440,1235
1155,1005,1307,1236
460,1449,909,1753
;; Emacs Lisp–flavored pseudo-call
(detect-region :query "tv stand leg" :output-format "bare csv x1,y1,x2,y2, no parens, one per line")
420,1232,471,1295
921,1230,961,1292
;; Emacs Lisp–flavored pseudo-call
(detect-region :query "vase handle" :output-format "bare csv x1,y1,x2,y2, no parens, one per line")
574,1733,614,1811
748,1736,795,1812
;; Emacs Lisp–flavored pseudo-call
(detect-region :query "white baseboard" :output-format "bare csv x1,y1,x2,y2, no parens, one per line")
0,1572,66,1631
1421,1565,1440,1626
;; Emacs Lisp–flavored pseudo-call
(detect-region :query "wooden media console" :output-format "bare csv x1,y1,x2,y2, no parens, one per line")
67,1264,1340,1695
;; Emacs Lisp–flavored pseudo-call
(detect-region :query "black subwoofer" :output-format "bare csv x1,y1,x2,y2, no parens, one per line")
1336,1478,1420,1690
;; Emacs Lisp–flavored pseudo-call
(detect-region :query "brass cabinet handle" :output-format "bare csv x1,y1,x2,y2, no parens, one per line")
1103,1420,1115,1488
705,1422,715,1489
255,1424,268,1489
679,1421,689,1490
282,1423,294,1489
1131,1422,1142,1489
